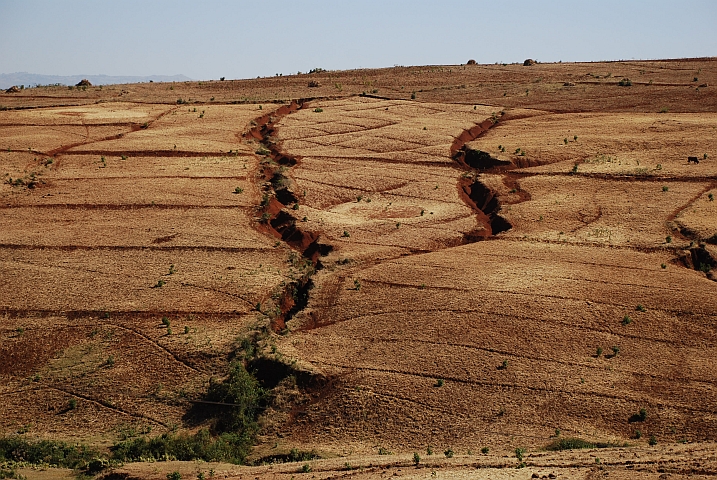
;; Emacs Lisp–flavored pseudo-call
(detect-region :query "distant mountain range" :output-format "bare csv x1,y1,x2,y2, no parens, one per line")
0,72,192,89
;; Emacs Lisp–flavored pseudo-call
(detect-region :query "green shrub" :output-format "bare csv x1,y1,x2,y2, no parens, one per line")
481,446,489,454
544,438,619,451
111,429,253,464
618,78,632,86
167,472,181,480
514,447,525,460
0,468,22,479
413,452,420,465
649,435,657,446
0,436,98,468
206,362,264,434
444,448,454,458
622,315,632,325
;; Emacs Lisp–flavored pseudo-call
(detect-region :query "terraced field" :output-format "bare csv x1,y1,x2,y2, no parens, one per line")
0,58,716,479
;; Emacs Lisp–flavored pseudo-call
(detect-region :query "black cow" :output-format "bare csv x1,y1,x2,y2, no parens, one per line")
688,156,700,164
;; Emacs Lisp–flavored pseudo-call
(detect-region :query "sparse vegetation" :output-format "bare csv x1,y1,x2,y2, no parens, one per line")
3,57,716,478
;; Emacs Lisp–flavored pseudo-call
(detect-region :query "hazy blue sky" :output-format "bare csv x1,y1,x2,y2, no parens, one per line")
1,0,715,80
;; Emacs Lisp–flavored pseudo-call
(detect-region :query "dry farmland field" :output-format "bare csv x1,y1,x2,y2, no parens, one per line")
1,58,716,479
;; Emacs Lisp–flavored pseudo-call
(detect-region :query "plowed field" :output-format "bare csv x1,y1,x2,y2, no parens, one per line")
1,58,716,479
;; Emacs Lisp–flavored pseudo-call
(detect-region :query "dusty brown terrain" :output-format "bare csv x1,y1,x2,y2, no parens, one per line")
1,58,716,478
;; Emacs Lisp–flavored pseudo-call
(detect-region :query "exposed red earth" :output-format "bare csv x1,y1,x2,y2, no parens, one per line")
1,58,716,479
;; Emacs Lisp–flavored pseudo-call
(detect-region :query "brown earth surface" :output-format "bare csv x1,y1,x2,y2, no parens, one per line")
1,58,716,479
